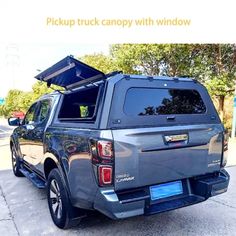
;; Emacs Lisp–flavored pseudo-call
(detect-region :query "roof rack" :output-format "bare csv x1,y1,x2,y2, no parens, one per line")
105,71,123,78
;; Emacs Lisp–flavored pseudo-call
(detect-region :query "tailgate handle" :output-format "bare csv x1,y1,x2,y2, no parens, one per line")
164,134,188,143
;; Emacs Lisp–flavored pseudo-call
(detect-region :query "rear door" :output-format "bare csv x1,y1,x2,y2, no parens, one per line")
108,78,223,191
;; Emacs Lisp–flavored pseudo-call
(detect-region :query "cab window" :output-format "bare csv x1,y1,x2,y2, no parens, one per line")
24,103,39,125
38,100,51,123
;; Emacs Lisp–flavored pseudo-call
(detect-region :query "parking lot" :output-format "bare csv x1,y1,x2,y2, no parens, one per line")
1,119,236,236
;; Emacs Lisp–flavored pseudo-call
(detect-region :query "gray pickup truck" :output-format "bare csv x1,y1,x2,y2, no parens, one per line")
8,56,229,229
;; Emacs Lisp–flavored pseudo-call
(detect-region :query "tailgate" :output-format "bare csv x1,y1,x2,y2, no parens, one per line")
112,124,223,191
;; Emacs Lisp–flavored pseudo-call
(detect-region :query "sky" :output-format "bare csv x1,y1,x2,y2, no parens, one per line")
0,43,109,97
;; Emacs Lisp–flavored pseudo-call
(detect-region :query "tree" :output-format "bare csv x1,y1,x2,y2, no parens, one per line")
32,81,52,100
110,44,236,121
3,90,25,115
110,44,208,78
204,44,236,120
0,82,53,117
80,53,117,74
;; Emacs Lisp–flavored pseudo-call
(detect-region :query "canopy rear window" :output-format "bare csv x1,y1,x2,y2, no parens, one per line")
107,78,220,128
124,88,206,116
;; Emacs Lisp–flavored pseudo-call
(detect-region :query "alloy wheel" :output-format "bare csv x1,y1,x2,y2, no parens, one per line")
11,148,17,173
50,179,63,219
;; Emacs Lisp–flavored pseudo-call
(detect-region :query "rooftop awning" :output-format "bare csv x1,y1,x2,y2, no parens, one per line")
35,56,106,90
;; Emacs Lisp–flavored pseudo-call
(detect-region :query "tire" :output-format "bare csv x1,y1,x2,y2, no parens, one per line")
11,145,24,177
47,168,81,229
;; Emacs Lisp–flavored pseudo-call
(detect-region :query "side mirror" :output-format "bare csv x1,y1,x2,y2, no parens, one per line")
8,117,21,126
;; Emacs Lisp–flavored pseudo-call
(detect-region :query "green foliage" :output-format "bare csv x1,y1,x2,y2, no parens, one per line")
205,73,235,97
1,90,25,116
203,45,236,97
0,82,53,117
110,44,144,74
110,44,236,84
32,81,52,100
80,53,117,74
80,106,88,118
110,44,209,79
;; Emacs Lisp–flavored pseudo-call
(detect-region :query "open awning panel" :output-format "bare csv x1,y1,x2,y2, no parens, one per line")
35,56,106,90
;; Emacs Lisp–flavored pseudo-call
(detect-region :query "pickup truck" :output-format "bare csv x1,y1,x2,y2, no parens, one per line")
8,56,230,229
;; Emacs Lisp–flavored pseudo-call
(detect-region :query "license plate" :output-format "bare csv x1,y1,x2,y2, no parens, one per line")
150,181,183,201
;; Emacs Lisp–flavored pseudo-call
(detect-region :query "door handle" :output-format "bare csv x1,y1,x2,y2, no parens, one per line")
167,115,176,121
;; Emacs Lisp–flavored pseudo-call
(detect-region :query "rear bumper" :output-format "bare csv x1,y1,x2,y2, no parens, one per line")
191,169,230,198
94,169,230,219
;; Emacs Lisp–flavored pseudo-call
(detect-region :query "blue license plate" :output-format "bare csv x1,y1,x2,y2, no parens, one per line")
150,181,183,201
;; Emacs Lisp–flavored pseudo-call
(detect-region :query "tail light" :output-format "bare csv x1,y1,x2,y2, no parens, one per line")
98,166,113,185
97,141,113,159
90,139,114,186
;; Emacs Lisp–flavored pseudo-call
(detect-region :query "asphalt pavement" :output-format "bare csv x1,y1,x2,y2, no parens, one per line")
0,119,236,236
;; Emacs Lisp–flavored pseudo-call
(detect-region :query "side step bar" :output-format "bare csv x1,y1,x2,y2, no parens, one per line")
19,167,46,189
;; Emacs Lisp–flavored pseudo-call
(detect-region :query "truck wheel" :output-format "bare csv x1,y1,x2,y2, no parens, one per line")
11,145,23,177
47,169,81,229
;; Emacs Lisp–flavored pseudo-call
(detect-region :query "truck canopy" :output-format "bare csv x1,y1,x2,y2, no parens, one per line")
109,77,223,191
